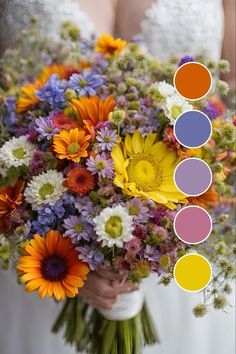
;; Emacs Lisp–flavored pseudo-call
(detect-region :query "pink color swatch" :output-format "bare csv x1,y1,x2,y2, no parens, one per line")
174,206,212,244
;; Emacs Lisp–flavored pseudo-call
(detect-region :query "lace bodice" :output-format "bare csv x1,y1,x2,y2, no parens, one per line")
140,0,224,61
0,0,94,54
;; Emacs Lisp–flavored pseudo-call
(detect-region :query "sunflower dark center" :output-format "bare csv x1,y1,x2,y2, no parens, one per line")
41,255,67,281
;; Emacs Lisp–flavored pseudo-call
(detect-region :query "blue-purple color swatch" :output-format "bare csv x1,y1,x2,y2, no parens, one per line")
174,111,212,148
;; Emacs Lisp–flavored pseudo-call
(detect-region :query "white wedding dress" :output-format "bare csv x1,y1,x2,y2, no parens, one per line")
0,1,235,354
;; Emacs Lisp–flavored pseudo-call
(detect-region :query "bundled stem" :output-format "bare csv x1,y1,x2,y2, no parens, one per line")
52,297,160,354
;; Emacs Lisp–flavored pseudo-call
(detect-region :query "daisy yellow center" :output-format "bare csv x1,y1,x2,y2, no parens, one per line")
127,153,162,192
80,80,88,87
96,160,107,170
171,105,182,119
12,148,26,160
104,136,111,142
39,183,54,199
67,143,80,155
129,205,139,216
74,224,84,233
105,216,123,238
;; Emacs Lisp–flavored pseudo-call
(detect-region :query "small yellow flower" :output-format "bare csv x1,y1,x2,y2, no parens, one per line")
95,34,126,58
111,130,187,210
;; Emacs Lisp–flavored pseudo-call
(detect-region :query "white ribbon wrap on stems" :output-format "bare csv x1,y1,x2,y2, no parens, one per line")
98,289,144,321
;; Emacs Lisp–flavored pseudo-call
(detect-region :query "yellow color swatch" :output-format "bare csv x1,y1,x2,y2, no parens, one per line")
174,254,212,292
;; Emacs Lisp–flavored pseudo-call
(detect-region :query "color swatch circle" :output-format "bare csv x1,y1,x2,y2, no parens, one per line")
174,62,212,100
174,158,212,196
174,110,212,148
174,254,212,292
174,206,212,244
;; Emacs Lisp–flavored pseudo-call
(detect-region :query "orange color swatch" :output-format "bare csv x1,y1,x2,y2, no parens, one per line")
174,62,212,100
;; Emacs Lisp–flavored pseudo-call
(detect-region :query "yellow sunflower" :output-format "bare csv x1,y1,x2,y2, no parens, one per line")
111,130,187,209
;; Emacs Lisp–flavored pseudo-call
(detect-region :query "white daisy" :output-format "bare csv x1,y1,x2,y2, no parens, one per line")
94,205,134,248
0,161,8,177
0,136,35,168
24,170,67,210
155,81,176,99
163,94,193,124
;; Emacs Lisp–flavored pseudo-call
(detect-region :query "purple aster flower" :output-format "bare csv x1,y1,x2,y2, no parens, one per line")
178,55,196,67
96,127,118,151
69,71,103,97
139,124,157,137
64,215,93,243
75,196,93,213
36,74,66,110
32,201,65,234
86,152,114,178
35,114,59,140
202,102,222,120
76,245,104,271
144,245,159,262
3,97,16,126
126,198,150,223
150,207,169,224
81,204,101,225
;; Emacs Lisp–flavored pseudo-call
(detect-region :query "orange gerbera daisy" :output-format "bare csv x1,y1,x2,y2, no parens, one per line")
0,180,25,232
16,64,76,113
95,34,126,58
187,187,219,208
0,180,25,219
53,128,91,163
71,95,115,139
53,112,80,131
17,230,89,301
66,166,95,196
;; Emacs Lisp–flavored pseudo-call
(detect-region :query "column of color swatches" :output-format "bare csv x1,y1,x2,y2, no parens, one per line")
172,62,213,292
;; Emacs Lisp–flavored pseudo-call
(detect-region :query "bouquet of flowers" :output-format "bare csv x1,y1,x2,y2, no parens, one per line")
0,22,235,354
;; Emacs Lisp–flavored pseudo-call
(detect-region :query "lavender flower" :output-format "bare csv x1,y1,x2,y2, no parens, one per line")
76,245,104,270
126,198,150,223
36,74,66,110
86,152,114,178
31,201,65,234
178,55,196,67
75,196,93,213
96,127,118,151
144,245,159,262
69,71,103,97
81,204,101,225
35,114,59,140
3,97,16,125
64,215,93,243
203,102,222,120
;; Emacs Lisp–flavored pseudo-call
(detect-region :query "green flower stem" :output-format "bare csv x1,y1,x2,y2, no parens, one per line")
52,298,160,354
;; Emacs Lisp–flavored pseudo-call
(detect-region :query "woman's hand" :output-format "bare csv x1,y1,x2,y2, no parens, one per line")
79,268,139,310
